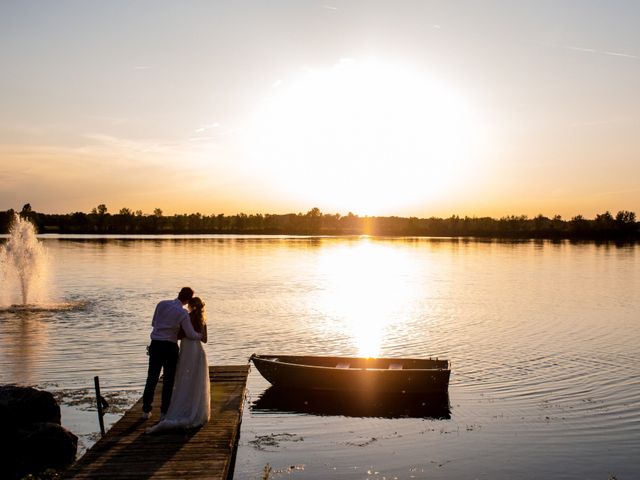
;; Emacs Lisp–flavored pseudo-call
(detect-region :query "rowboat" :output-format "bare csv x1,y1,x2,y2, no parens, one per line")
249,354,450,394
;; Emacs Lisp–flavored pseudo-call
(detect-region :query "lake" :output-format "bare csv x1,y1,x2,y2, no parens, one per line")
0,235,638,479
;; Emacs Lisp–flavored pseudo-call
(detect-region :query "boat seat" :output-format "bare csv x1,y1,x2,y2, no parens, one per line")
388,363,403,370
336,362,350,369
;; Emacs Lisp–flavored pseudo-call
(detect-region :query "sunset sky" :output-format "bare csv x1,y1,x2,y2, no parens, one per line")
1,1,639,218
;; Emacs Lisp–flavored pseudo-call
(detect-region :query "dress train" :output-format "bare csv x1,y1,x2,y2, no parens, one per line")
146,338,210,433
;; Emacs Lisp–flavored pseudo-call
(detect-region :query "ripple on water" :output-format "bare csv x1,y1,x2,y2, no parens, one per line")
1,237,638,479
0,300,89,313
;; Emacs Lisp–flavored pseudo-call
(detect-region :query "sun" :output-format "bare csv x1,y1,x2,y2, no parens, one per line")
245,58,483,214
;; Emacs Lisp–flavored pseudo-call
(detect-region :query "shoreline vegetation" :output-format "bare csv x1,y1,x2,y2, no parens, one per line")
2,204,638,240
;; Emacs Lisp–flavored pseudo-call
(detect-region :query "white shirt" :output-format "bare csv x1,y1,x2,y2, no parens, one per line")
150,298,202,343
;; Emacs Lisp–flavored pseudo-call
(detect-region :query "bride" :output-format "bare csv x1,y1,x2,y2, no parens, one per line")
147,297,210,433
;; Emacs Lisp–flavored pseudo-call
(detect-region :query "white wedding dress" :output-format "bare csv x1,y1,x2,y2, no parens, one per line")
146,338,210,433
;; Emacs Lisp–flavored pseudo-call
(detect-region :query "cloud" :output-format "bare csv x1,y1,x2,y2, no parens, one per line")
0,142,156,211
188,136,216,142
563,45,639,60
195,123,220,133
0,134,232,213
591,186,640,198
321,5,338,10
568,119,620,128
82,133,179,157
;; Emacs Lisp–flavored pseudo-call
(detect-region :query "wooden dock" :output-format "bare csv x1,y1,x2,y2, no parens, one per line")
65,365,250,480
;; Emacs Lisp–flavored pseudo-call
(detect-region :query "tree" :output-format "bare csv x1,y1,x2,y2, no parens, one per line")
615,210,637,235
305,207,323,233
19,203,35,223
88,204,109,232
306,207,322,218
615,210,636,224
91,204,108,215
595,211,614,223
151,208,164,233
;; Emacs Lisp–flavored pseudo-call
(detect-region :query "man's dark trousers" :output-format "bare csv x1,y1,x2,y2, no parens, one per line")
142,340,179,414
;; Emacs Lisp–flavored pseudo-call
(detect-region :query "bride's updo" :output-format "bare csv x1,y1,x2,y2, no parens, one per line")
188,297,206,332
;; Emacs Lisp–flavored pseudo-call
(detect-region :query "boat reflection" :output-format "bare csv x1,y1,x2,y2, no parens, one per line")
251,386,451,419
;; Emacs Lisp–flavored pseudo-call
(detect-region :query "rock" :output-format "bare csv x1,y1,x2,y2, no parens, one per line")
0,385,77,478
0,385,61,425
0,402,17,432
16,422,78,473
0,402,18,472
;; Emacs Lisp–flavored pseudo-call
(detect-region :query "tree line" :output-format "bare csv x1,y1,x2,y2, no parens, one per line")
1,204,638,240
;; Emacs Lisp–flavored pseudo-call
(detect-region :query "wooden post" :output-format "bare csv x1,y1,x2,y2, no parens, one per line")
94,376,106,437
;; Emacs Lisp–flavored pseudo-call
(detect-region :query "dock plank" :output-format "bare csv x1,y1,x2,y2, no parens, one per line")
65,365,249,480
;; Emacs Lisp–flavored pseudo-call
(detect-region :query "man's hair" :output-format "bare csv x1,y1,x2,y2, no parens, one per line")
178,287,194,302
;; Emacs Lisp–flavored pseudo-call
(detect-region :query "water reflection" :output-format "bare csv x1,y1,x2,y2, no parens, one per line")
316,240,421,357
0,311,50,385
0,302,88,385
252,386,451,419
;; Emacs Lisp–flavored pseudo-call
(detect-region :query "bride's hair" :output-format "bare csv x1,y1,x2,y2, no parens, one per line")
188,297,206,332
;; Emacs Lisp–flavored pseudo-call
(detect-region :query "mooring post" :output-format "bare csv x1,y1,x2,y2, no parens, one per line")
94,376,107,437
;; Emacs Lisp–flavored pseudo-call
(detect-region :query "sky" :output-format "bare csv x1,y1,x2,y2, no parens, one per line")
1,0,639,218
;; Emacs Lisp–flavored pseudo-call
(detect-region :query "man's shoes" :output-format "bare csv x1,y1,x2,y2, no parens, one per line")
141,412,152,420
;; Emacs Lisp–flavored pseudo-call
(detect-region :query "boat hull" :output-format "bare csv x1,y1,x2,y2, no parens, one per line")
250,355,450,394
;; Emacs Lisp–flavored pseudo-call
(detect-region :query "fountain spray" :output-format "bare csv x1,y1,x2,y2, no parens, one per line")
1,214,47,305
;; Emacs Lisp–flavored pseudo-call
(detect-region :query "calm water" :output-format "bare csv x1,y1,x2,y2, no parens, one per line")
0,236,638,479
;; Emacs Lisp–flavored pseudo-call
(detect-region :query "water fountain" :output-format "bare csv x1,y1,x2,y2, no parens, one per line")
0,214,48,307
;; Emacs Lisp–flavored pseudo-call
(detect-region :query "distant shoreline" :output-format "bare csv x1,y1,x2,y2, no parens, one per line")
2,206,638,241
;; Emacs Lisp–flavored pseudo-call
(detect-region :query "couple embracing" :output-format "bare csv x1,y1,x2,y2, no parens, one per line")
142,287,210,433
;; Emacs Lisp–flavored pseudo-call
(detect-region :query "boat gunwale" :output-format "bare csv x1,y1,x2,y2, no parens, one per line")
251,354,450,372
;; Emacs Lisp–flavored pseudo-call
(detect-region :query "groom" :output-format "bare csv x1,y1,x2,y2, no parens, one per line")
142,287,202,420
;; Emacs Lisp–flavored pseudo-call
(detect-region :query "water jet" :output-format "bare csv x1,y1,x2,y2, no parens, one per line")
1,214,48,306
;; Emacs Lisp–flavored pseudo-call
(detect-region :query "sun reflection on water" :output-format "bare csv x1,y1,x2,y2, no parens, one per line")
316,239,420,357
